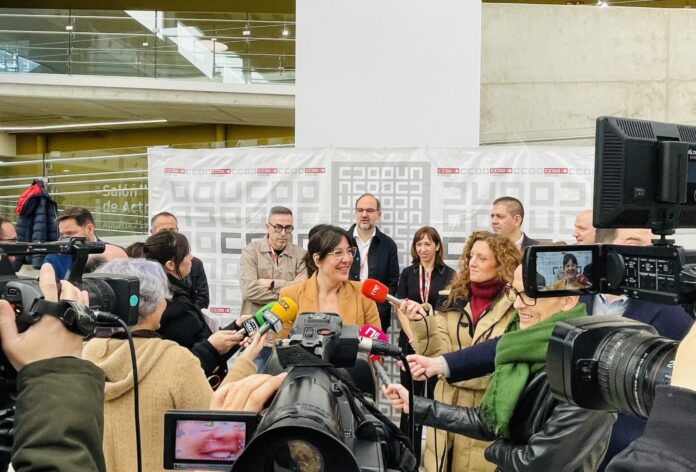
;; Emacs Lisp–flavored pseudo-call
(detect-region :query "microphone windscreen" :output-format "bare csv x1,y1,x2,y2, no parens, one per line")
254,301,276,325
361,278,389,303
577,274,590,286
359,324,389,362
269,296,299,323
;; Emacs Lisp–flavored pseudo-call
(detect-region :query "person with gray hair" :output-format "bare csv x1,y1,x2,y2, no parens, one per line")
238,206,307,371
82,257,266,472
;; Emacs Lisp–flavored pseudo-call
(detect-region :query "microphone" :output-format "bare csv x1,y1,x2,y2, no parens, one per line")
226,297,299,356
359,324,393,384
357,323,402,358
359,324,389,362
361,278,403,308
221,301,274,333
577,274,590,286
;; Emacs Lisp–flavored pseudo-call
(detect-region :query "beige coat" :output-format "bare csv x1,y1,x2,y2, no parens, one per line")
83,337,257,472
239,238,307,316
410,291,514,472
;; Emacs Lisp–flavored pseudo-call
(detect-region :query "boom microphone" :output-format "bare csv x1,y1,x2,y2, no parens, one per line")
361,278,403,307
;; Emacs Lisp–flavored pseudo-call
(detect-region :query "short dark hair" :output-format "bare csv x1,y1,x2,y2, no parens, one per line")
269,206,293,219
594,228,617,244
150,211,178,229
410,226,445,268
303,224,333,276
125,241,146,258
303,225,352,277
563,253,578,266
143,231,190,278
57,207,95,227
492,196,524,222
355,193,381,211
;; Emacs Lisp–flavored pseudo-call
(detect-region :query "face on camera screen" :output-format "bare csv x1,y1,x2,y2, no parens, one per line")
535,250,593,292
175,420,246,462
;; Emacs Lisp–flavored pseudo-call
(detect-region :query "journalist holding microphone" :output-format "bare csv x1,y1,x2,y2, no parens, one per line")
384,264,616,472
403,230,519,472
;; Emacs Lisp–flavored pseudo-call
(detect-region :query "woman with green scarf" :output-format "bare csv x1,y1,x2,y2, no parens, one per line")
384,265,616,472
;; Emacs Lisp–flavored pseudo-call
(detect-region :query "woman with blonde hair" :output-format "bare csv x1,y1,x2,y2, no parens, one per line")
404,231,520,472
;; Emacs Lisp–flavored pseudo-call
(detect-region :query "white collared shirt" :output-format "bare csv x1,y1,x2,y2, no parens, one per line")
353,226,376,281
592,293,630,317
515,232,524,249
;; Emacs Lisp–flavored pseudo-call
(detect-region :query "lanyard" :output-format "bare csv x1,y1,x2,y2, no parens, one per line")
269,241,278,265
418,265,432,304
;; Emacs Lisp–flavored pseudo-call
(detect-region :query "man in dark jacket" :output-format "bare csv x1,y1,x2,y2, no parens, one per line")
150,211,210,309
490,196,539,252
348,193,399,331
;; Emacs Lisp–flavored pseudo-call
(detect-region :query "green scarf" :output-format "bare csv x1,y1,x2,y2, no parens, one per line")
478,302,586,438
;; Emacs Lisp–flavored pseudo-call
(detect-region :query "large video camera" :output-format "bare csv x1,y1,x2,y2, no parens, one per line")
524,116,696,419
0,238,140,463
163,312,416,472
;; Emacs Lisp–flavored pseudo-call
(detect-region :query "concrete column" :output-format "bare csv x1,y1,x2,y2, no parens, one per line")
296,0,482,147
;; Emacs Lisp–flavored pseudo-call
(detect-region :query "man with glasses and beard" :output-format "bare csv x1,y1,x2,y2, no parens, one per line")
348,193,399,332
239,206,307,370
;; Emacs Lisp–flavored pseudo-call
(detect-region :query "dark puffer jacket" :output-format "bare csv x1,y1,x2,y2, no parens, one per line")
15,179,58,268
413,371,616,472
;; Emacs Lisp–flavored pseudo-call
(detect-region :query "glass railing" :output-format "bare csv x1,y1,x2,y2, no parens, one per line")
0,136,295,240
0,8,295,84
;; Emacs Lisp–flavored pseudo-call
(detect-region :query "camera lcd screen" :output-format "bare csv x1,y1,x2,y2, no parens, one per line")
535,249,594,293
164,411,259,471
175,420,246,462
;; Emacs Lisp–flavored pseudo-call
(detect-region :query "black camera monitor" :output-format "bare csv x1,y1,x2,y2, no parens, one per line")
594,116,696,234
523,245,599,298
163,411,260,471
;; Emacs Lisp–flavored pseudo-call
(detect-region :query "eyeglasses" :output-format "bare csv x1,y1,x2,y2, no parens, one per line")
355,208,378,214
326,247,358,259
268,223,294,234
504,285,537,306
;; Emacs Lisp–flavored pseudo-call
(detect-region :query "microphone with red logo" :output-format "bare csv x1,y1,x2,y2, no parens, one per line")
359,324,392,385
576,274,590,287
360,278,403,308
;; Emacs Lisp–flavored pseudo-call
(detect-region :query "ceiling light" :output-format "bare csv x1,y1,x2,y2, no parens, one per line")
597,0,609,7
282,28,289,36
65,25,73,31
242,29,251,36
0,119,168,132
142,42,149,47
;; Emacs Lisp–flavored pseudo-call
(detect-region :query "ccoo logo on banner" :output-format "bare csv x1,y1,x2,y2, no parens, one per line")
148,146,594,321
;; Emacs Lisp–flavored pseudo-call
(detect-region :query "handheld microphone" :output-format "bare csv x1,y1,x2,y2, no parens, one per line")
359,324,389,362
359,324,393,384
361,278,403,308
357,323,402,358
221,301,274,332
226,297,299,356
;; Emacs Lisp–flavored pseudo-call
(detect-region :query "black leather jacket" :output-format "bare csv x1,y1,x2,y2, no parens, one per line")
414,371,616,472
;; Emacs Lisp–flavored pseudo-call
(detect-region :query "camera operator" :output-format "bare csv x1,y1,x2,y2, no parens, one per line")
605,321,696,472
0,264,106,472
383,265,616,472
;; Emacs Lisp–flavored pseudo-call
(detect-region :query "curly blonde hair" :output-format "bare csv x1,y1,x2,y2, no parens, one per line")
444,230,521,308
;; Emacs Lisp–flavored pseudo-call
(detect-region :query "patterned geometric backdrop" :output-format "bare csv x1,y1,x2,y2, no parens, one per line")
149,146,594,418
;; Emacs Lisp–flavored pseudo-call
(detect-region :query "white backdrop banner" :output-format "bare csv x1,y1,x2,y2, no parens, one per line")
148,146,594,320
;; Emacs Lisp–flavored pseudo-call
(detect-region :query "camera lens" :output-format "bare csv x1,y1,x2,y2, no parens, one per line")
596,329,677,418
267,439,324,471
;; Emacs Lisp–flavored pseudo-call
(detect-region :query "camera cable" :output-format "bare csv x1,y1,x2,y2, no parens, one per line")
97,313,142,472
